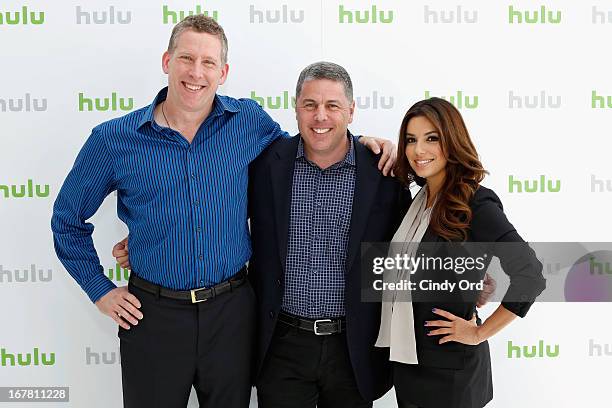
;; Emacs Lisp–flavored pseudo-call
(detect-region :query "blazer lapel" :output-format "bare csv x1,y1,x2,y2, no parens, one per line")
345,141,382,274
269,137,299,271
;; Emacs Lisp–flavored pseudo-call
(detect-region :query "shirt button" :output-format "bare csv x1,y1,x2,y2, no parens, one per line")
313,269,318,274
276,279,281,286
269,311,274,318
194,200,200,206
196,227,201,233
191,173,196,179
198,254,203,260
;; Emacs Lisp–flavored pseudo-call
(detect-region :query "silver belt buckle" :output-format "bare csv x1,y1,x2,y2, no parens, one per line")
313,319,333,335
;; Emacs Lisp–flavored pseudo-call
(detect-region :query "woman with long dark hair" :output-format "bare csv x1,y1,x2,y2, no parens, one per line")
376,97,546,408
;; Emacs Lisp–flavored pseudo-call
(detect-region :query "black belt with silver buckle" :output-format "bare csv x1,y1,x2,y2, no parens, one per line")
129,266,247,304
278,312,346,336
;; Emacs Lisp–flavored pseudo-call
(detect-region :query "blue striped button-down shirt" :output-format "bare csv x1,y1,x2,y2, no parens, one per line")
281,135,356,319
52,87,288,303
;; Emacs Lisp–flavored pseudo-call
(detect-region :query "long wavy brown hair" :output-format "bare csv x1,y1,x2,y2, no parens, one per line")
394,97,487,241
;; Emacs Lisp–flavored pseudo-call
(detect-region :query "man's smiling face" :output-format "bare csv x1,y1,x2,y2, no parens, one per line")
295,79,355,159
162,29,228,114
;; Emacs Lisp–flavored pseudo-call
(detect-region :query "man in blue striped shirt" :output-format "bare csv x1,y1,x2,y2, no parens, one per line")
52,15,394,408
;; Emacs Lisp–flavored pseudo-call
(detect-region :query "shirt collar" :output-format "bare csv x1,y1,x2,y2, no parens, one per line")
137,87,240,130
296,131,356,168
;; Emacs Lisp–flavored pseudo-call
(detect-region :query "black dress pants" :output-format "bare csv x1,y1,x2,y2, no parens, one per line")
118,277,255,408
256,321,371,408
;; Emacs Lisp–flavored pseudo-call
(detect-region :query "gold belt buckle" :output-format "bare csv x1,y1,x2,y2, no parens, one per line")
190,287,208,303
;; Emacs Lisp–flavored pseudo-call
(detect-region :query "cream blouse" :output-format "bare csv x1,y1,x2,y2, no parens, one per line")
375,186,432,364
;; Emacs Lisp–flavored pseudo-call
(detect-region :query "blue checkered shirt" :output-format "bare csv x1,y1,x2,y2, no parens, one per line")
281,135,356,319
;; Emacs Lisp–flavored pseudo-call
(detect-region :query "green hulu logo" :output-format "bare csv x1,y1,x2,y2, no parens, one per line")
250,91,296,110
1,347,55,366
0,179,49,198
108,263,131,281
591,90,612,109
508,5,561,24
589,257,612,275
508,175,561,193
79,92,134,112
507,340,559,358
162,5,218,24
339,5,393,24
0,6,45,25
424,90,478,109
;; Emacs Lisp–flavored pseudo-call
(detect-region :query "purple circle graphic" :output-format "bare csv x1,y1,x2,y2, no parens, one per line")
564,250,612,301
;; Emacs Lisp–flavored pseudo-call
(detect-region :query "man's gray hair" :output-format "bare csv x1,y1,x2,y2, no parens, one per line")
295,62,353,101
167,15,228,65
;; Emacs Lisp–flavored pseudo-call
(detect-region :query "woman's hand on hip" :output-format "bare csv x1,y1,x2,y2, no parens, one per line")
425,308,483,346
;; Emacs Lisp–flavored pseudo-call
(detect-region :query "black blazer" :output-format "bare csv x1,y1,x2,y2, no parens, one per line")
248,134,411,401
396,185,546,408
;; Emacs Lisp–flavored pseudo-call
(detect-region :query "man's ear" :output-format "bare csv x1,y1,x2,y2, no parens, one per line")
348,100,356,124
218,63,229,85
162,51,170,74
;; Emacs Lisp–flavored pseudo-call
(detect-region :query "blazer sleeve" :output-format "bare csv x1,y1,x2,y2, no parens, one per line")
469,187,546,317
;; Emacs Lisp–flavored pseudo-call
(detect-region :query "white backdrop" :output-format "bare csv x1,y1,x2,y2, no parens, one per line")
1,0,611,407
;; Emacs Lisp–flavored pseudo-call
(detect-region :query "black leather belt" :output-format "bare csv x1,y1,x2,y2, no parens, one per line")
129,266,247,303
278,312,346,336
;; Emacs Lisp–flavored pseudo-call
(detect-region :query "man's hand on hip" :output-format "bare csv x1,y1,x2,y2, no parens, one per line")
95,286,143,330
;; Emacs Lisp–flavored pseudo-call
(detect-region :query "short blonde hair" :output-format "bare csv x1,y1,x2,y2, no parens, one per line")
167,15,228,64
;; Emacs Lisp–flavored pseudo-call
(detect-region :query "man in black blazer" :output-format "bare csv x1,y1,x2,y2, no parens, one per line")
248,62,410,407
